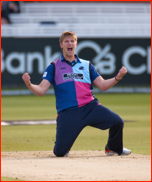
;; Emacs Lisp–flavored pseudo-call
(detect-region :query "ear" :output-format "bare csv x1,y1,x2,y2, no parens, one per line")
60,43,63,49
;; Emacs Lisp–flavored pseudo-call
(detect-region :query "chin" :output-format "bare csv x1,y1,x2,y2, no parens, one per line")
67,53,73,56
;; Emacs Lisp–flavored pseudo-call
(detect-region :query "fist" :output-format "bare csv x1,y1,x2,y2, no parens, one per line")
22,73,31,87
116,66,127,80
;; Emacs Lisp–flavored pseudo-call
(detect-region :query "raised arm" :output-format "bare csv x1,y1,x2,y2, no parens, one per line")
93,66,127,91
22,72,51,96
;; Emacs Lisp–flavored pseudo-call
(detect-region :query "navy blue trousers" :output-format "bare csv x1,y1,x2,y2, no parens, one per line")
53,98,124,157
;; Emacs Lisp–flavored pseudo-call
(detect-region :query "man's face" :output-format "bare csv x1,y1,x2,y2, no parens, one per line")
60,36,77,57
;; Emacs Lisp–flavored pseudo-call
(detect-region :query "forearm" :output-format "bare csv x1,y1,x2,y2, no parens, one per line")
22,73,51,96
93,66,127,91
100,77,118,91
27,84,46,97
93,76,120,91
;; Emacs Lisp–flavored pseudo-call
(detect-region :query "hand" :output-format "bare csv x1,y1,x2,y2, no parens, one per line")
22,73,31,87
116,66,127,80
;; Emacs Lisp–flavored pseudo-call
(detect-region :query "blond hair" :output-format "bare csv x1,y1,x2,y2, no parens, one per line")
59,31,77,43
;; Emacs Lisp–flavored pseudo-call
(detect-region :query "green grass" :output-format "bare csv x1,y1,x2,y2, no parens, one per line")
1,95,56,120
1,93,151,121
1,177,24,181
1,93,151,155
1,125,56,151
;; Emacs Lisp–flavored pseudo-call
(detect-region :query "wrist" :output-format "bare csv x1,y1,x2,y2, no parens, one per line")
115,76,122,81
26,81,31,88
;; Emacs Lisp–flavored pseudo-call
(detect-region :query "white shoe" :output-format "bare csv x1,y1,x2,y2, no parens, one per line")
121,147,131,156
64,152,69,157
105,146,131,156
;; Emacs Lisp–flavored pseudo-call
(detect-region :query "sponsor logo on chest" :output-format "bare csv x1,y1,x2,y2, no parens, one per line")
63,73,83,80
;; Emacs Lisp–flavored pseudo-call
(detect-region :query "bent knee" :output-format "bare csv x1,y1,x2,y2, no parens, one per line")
116,116,124,127
53,147,67,157
112,114,124,128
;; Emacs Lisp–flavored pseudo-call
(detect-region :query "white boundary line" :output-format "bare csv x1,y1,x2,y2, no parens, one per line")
1,120,56,126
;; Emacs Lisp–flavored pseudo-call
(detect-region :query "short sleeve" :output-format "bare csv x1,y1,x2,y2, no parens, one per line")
90,63,100,82
42,63,54,84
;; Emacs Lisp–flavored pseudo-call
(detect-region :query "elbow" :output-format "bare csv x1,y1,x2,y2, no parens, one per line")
39,94,43,97
36,92,45,97
101,88,107,92
37,89,47,97
99,86,107,92
39,93,45,97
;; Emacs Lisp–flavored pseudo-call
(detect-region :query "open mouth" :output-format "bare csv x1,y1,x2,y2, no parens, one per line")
67,48,73,51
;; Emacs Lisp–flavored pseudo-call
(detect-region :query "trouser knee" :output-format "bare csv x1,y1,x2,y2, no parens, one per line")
118,117,124,128
53,147,67,157
114,115,124,128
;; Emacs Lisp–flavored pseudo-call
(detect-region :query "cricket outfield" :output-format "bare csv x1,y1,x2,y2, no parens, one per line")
1,93,151,181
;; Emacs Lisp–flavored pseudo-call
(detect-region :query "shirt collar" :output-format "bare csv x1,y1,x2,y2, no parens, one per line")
60,54,81,63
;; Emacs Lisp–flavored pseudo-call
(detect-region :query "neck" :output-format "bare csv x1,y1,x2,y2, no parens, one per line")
63,54,76,62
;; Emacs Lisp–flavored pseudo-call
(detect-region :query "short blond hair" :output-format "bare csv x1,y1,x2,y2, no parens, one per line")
59,31,77,43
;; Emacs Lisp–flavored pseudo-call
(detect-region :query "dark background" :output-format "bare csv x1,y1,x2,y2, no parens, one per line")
1,37,151,87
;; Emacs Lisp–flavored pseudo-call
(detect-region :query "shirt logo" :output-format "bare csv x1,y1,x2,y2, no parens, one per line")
43,72,47,77
63,73,83,80
79,66,84,70
61,67,66,69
